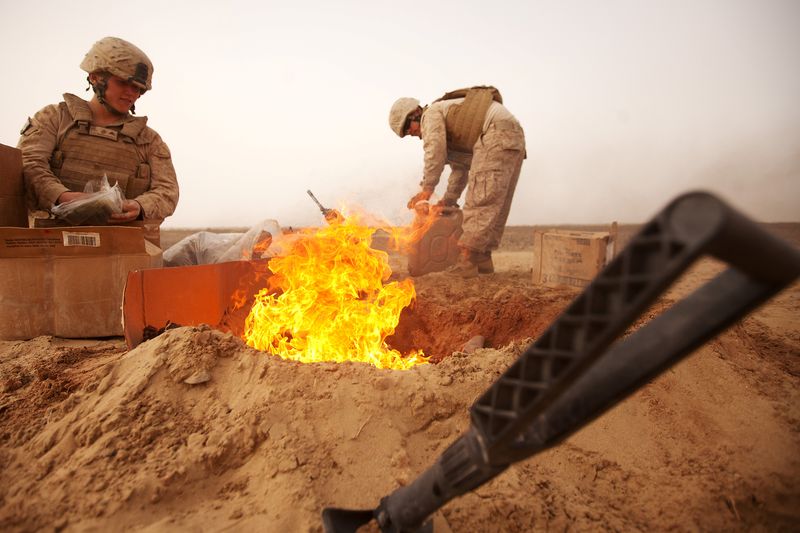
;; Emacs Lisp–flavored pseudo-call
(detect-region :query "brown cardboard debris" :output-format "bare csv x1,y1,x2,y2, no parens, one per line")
0,226,161,339
122,259,271,349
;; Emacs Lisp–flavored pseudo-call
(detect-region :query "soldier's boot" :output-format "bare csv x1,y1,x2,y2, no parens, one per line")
475,251,494,274
447,248,480,279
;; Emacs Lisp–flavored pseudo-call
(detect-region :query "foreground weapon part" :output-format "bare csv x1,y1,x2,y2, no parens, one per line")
322,190,800,533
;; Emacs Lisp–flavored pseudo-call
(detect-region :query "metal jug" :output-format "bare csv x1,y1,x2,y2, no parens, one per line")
407,203,463,276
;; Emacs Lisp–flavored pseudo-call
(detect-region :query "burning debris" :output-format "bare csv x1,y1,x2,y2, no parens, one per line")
120,202,468,356
244,212,427,369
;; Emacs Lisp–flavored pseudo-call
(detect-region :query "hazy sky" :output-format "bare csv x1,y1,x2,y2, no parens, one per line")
1,0,798,228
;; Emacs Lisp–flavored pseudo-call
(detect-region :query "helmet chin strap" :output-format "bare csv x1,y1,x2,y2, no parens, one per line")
87,76,135,116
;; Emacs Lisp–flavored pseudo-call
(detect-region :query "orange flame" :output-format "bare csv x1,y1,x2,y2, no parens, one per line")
386,202,442,253
243,213,427,370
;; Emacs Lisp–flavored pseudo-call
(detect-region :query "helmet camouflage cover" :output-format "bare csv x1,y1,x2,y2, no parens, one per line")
388,97,420,137
80,36,154,91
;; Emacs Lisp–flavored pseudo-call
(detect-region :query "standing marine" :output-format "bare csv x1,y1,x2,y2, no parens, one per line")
18,36,179,245
389,86,525,278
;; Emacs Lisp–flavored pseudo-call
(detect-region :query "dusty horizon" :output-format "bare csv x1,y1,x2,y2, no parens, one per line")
2,0,798,228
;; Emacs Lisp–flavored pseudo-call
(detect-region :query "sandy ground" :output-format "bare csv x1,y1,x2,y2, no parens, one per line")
1,224,798,532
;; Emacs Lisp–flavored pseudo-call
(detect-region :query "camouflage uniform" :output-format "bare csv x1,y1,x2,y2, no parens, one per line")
18,93,179,236
419,98,525,253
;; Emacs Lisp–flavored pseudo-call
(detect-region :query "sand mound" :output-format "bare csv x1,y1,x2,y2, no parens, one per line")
1,325,529,531
1,225,798,532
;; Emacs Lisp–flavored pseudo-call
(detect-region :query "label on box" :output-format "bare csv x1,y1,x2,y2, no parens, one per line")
62,231,101,247
3,236,61,249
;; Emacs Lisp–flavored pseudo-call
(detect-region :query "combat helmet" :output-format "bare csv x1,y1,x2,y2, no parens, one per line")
80,36,153,92
388,97,420,137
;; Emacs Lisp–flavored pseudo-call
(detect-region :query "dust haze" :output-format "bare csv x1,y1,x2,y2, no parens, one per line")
0,0,797,227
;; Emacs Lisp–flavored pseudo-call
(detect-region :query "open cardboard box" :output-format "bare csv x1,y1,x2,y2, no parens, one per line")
0,226,161,339
122,259,272,349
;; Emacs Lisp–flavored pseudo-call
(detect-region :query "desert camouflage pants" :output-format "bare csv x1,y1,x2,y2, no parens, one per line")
459,120,525,253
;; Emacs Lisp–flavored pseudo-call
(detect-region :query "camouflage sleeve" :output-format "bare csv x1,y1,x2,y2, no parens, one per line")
420,106,448,191
134,132,179,221
444,163,468,203
17,104,70,209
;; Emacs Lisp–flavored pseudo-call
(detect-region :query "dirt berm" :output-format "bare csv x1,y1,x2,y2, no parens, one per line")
1,225,798,532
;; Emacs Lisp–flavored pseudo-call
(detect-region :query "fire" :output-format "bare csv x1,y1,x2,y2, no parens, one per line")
386,202,447,252
243,213,427,370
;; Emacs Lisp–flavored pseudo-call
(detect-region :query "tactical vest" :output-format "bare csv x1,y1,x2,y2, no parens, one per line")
435,86,503,153
50,95,152,199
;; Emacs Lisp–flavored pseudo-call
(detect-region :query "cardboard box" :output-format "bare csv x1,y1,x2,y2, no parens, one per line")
33,217,162,248
122,259,271,349
0,226,162,339
532,226,617,288
0,143,28,227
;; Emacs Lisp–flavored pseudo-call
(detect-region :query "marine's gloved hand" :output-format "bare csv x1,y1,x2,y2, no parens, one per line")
110,199,142,222
323,208,344,224
407,188,433,209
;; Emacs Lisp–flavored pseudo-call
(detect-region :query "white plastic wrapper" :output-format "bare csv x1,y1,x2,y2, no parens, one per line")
163,219,283,267
50,174,123,225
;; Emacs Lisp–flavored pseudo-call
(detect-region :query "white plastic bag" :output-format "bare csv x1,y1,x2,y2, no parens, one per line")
163,219,283,267
162,232,243,267
217,219,282,263
50,174,123,225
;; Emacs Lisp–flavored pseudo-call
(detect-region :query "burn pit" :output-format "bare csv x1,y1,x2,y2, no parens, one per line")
386,272,574,362
235,217,577,368
126,217,578,366
231,270,574,365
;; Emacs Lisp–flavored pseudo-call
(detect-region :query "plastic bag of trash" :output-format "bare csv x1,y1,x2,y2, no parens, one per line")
163,219,283,267
162,232,243,267
217,219,282,263
50,174,123,225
